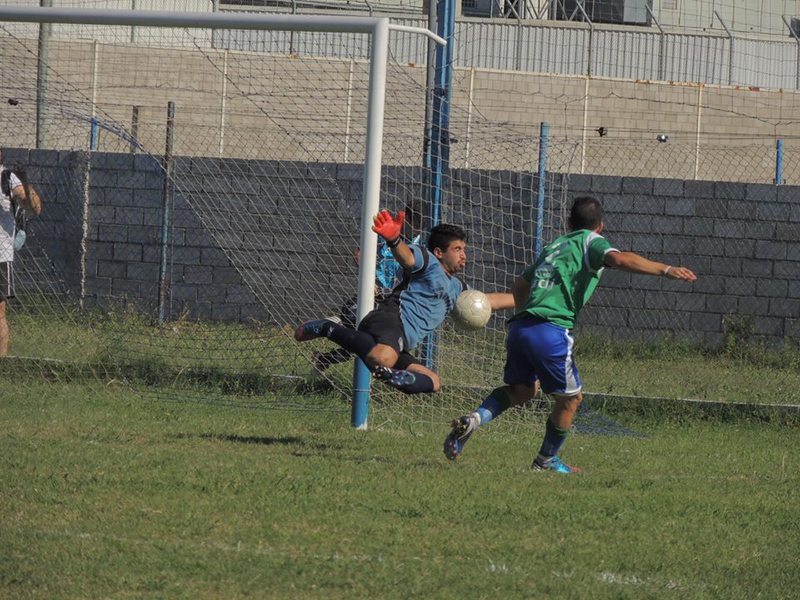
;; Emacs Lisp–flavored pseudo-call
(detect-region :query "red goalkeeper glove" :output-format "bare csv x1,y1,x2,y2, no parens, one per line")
372,209,405,246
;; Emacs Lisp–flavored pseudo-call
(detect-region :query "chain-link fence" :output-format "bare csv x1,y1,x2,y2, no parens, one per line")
1,6,798,433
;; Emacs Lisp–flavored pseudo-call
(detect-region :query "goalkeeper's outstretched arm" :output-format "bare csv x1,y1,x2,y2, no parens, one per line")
372,209,415,269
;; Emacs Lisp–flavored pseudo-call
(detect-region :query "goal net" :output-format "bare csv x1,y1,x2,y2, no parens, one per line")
3,7,789,435
0,8,567,432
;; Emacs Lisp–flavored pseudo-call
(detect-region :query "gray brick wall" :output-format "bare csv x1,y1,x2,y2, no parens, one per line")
578,175,799,347
15,149,800,348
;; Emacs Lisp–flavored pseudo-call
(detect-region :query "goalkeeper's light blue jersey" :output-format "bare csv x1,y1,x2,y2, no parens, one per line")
394,244,465,350
376,235,421,291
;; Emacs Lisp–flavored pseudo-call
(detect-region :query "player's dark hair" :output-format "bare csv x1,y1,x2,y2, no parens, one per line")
568,196,604,231
428,223,466,253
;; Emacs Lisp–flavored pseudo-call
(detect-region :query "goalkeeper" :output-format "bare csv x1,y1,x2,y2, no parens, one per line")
443,196,697,472
311,236,421,374
295,209,513,395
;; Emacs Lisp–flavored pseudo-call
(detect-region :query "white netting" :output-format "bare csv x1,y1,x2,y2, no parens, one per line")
0,12,797,433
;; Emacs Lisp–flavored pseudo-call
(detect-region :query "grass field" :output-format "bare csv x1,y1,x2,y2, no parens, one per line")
6,309,800,407
2,382,799,599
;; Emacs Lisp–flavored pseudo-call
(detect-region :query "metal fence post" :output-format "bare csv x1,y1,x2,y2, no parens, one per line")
421,0,456,372
35,0,52,149
157,101,175,324
715,11,734,85
130,106,140,153
535,122,549,256
781,15,800,90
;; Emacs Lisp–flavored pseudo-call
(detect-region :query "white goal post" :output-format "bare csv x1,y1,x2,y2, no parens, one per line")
0,5,445,430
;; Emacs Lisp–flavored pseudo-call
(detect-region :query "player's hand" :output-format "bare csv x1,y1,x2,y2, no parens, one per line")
372,209,405,243
665,266,697,282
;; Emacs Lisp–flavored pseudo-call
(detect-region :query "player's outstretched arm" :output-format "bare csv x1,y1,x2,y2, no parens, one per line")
485,292,515,310
372,209,415,269
604,251,697,282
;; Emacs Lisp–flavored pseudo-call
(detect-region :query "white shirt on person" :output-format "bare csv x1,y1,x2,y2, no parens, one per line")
0,166,22,263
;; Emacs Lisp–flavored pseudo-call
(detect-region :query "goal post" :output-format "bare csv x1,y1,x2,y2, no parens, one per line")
0,5,446,430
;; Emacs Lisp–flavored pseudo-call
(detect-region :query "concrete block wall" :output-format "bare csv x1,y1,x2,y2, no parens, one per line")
8,39,800,185
15,149,800,348
568,174,800,347
82,152,274,322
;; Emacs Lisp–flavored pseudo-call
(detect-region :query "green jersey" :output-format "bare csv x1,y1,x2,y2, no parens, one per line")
513,230,617,329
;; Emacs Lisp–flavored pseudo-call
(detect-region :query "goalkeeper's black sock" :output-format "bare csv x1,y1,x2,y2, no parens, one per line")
396,372,434,394
321,322,376,359
374,366,435,394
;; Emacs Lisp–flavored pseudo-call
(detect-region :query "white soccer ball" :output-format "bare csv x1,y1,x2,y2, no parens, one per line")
453,290,492,330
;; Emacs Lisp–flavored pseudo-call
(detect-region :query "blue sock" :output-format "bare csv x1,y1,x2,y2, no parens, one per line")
475,388,512,425
537,417,569,460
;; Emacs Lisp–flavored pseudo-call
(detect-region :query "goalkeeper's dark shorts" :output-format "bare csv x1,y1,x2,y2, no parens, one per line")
0,261,14,301
358,301,421,370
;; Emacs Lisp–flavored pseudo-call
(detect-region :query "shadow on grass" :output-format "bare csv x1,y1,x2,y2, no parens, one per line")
198,433,306,446
574,405,649,438
176,432,345,454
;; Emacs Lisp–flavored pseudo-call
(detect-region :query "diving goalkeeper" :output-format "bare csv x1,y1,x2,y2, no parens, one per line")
295,209,513,394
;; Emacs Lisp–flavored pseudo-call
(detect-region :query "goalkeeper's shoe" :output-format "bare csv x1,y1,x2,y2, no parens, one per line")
372,365,416,388
531,456,581,474
294,316,341,342
443,413,479,461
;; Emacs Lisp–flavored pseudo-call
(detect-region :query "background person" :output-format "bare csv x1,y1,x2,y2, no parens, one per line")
0,149,43,357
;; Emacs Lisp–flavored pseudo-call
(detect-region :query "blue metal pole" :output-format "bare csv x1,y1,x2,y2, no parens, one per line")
351,358,371,427
422,0,455,370
535,122,549,256
775,138,784,185
157,101,175,324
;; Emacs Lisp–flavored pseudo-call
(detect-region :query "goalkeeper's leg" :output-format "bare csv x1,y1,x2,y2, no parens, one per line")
370,349,438,394
296,306,436,394
295,317,377,358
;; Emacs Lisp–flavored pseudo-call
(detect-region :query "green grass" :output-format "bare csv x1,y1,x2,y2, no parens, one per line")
580,353,800,404
2,383,799,598
5,308,800,413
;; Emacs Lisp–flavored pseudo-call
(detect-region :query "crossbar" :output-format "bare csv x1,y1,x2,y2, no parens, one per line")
0,6,380,33
0,6,446,45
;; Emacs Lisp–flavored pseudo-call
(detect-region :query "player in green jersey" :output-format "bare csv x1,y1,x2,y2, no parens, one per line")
443,196,697,472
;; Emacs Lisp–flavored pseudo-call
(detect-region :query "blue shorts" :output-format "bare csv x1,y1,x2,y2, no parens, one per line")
503,316,582,395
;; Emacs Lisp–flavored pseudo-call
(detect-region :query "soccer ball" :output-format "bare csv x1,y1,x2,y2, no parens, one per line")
453,290,492,330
